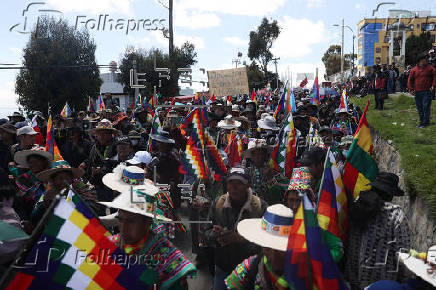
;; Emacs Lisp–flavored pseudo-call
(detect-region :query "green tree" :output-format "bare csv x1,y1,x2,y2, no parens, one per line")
16,16,102,115
322,45,352,77
405,32,433,65
118,42,197,99
248,18,281,75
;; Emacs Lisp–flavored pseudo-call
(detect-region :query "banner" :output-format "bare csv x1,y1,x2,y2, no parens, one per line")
207,67,249,97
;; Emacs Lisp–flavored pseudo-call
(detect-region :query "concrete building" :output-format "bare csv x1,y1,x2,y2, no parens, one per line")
357,10,436,75
99,61,132,110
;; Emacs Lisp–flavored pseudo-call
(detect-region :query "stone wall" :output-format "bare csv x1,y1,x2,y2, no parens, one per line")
372,128,436,250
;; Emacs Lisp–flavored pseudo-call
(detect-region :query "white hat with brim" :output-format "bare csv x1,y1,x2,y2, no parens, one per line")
102,165,154,193
398,251,436,287
237,204,293,251
14,146,53,168
36,160,84,182
217,115,241,130
99,185,171,221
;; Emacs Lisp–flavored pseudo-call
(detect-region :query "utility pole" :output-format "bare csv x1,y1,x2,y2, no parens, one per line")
272,57,280,89
168,0,174,61
133,59,138,102
341,18,344,81
352,35,355,76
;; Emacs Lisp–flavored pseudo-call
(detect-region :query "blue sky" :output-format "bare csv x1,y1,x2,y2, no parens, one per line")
1,0,435,117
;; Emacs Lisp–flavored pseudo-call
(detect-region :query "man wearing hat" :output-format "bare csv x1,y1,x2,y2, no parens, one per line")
225,204,293,289
80,120,118,200
216,116,241,150
346,190,410,289
99,185,196,289
7,112,25,125
408,52,436,128
330,108,357,135
62,126,92,168
10,126,38,157
112,136,135,163
204,167,267,290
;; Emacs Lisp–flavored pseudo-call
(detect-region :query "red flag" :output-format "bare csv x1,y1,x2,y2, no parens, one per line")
31,116,44,145
224,133,242,167
250,88,256,101
210,94,216,102
300,77,308,88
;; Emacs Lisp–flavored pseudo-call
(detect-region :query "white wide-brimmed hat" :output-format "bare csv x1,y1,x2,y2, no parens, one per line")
257,115,279,131
237,204,293,251
102,164,154,192
398,247,436,287
217,115,241,130
99,185,170,221
14,145,53,168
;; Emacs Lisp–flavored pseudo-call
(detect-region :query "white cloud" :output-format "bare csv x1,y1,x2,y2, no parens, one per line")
355,3,366,10
272,16,329,59
8,47,22,56
175,35,205,49
277,62,326,86
149,31,205,50
174,6,221,29
174,0,286,16
0,81,19,118
46,0,134,15
223,37,246,47
306,0,325,8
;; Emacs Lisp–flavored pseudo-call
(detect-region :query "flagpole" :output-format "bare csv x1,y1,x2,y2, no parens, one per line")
300,194,314,290
0,195,61,288
315,146,331,215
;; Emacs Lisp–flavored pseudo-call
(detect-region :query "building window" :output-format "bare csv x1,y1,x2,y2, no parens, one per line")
375,47,381,53
417,24,420,30
432,35,436,43
384,36,389,43
376,57,381,64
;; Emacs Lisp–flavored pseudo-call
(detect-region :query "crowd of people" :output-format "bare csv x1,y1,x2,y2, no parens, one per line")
0,64,435,288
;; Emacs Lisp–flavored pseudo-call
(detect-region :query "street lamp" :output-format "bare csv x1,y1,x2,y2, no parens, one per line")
372,2,396,17
333,19,356,76
232,52,242,68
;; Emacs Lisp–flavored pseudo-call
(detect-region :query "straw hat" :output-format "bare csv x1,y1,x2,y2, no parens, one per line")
0,123,17,135
237,204,293,251
336,108,351,115
36,160,84,182
89,119,118,134
217,115,241,130
14,145,53,168
8,112,25,121
99,186,171,221
102,164,156,192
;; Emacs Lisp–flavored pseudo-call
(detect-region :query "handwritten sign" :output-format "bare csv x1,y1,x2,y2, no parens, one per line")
207,67,249,97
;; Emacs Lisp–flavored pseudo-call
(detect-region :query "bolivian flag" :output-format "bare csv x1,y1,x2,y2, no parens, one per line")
342,101,378,199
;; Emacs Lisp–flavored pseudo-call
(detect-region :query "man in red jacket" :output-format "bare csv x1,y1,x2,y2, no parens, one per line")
408,53,436,128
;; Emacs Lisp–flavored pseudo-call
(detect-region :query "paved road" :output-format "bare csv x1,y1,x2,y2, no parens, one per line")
172,203,214,290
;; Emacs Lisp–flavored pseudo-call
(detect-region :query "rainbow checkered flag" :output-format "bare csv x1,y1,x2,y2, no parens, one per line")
317,149,348,244
5,190,156,289
285,194,348,290
60,102,71,118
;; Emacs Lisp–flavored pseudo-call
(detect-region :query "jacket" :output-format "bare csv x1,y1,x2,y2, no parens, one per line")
407,64,436,92
204,190,267,273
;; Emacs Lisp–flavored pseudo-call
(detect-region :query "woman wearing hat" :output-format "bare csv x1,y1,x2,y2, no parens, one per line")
11,145,53,224
31,160,99,223
224,204,293,289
